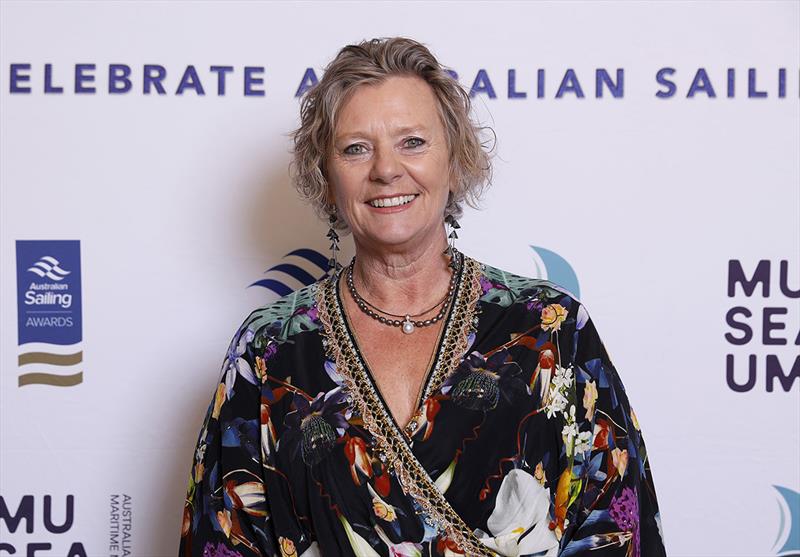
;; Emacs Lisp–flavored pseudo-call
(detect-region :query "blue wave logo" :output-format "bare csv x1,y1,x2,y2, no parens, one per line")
529,245,580,300
774,485,800,556
250,249,330,296
27,255,71,281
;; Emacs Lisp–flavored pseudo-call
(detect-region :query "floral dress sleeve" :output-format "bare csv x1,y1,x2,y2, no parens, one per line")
558,301,667,557
179,319,310,557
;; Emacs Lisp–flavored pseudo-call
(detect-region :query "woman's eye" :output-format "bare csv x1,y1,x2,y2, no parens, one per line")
344,144,366,155
406,137,425,148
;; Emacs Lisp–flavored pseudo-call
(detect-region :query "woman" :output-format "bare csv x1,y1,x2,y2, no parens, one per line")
179,37,666,557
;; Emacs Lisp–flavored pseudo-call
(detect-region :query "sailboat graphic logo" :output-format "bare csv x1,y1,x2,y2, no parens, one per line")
773,485,800,557
530,245,581,300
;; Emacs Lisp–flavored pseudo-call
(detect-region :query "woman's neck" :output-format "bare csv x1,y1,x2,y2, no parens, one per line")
347,228,453,316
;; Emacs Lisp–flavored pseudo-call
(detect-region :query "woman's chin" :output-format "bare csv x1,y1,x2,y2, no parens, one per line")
361,226,429,251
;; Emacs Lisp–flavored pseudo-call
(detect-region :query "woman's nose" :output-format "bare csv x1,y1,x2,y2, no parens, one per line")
369,143,403,184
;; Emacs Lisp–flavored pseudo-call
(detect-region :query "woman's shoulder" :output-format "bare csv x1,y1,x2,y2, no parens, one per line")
235,278,326,349
472,256,581,310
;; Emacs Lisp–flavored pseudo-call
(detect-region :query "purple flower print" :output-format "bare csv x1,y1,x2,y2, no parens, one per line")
609,486,640,557
202,542,242,557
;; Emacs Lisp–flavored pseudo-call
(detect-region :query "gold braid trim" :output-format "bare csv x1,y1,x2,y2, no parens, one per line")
315,255,495,556
419,257,483,404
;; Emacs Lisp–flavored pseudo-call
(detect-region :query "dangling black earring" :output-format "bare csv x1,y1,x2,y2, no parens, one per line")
443,213,461,270
326,206,342,275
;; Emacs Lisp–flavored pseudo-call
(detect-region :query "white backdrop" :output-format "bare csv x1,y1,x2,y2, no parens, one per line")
1,1,798,556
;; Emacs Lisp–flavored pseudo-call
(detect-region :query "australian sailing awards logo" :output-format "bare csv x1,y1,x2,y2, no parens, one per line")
15,240,83,387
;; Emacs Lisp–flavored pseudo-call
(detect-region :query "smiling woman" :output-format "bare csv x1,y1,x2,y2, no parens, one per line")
326,74,455,257
178,37,667,557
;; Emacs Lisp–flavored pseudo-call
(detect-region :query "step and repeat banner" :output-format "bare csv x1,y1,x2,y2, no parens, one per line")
1,1,798,556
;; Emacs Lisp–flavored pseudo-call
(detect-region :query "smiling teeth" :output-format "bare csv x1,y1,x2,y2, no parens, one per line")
368,194,417,208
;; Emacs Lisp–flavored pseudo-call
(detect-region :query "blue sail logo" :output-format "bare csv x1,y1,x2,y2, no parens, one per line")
249,248,330,296
773,485,800,556
529,245,581,300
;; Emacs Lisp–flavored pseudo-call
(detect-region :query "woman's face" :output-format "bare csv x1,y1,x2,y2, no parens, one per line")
326,75,453,253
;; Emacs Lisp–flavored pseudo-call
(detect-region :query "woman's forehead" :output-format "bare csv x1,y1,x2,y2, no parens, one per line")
335,78,442,138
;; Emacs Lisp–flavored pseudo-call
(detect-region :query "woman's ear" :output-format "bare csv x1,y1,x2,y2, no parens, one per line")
447,170,458,198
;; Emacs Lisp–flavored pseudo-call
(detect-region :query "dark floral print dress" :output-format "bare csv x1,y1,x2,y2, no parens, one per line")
179,252,667,557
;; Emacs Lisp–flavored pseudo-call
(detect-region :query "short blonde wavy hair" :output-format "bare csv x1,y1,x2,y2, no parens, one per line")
288,37,494,231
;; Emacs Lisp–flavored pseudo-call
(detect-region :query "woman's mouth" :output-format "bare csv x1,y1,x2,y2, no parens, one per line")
366,194,418,208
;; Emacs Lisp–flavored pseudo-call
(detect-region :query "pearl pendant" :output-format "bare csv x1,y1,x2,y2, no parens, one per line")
402,315,415,334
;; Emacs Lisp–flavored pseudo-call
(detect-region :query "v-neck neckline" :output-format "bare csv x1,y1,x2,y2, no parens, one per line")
333,259,462,435
315,250,483,442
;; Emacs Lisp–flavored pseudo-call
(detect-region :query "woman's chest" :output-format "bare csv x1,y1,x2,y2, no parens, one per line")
348,315,446,428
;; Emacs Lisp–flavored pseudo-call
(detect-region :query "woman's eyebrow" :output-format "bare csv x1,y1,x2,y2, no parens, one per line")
335,124,429,142
395,125,428,135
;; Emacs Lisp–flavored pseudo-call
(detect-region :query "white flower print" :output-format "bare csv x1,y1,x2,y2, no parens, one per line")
476,469,559,556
